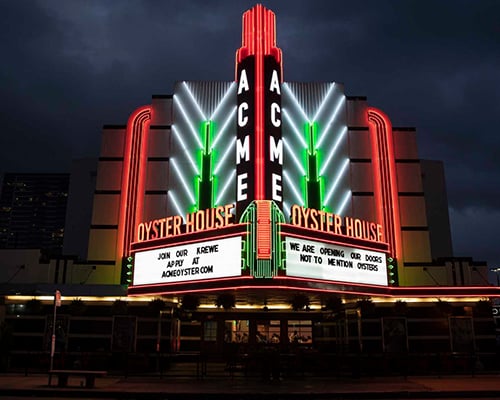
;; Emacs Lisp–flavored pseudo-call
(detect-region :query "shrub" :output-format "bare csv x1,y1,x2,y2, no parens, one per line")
215,293,236,310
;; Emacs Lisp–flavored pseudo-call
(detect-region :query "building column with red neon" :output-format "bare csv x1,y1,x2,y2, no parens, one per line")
117,105,151,267
367,108,402,270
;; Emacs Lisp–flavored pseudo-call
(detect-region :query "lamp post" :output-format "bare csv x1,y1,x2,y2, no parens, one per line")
50,290,61,371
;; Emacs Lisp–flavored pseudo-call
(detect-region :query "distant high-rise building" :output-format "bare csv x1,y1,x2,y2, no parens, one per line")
0,173,69,255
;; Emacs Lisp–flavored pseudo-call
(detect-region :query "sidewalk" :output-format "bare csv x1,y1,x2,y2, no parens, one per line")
1,373,500,399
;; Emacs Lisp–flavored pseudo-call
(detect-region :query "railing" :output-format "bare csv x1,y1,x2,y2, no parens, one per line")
5,349,499,378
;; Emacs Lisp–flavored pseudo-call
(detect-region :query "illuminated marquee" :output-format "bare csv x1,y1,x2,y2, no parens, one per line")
285,237,388,286
133,236,242,285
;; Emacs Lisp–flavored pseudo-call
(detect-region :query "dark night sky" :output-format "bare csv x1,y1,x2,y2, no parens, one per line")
1,1,499,272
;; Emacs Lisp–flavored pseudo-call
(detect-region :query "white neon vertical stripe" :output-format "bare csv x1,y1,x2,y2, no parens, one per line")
168,191,187,223
171,125,199,174
283,83,310,123
212,106,237,149
216,170,236,205
283,138,306,175
214,137,236,175
173,95,203,148
324,158,349,204
336,190,352,216
283,109,307,148
320,126,347,175
170,158,195,204
317,96,345,148
283,170,304,205
210,82,236,121
312,83,336,122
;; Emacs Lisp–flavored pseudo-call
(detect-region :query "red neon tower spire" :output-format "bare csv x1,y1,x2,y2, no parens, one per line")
236,5,283,78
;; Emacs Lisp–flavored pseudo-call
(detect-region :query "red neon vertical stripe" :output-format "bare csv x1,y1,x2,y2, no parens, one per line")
256,200,272,259
255,5,265,200
369,115,384,230
117,105,151,260
135,114,151,234
367,108,402,262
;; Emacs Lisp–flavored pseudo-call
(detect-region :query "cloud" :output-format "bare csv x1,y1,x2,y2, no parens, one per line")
449,207,500,268
0,0,499,267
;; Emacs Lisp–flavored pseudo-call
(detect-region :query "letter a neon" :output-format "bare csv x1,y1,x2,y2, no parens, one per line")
269,70,280,94
238,69,249,94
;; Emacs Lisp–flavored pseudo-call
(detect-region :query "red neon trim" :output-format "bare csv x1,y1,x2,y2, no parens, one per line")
128,282,386,297
256,200,272,259
281,230,389,254
367,108,402,262
368,112,384,234
131,230,248,253
281,275,388,288
117,105,151,259
255,5,264,200
128,281,500,299
235,5,282,80
131,274,387,292
129,285,384,297
280,222,389,252
131,223,249,251
129,275,254,289
391,285,498,291
135,115,151,237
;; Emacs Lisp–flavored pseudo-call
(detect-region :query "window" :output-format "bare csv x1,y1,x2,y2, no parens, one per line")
203,321,217,341
257,320,281,344
288,320,312,344
224,320,249,343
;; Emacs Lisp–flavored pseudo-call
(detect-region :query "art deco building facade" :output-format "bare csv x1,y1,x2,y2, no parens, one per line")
0,4,497,374
87,12,484,292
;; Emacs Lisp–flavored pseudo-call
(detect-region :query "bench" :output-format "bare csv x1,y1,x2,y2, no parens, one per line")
49,369,107,388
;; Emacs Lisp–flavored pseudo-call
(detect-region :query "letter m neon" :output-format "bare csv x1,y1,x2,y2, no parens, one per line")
236,135,250,164
269,136,283,164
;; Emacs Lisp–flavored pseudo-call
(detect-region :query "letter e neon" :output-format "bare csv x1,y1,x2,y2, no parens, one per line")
237,173,248,201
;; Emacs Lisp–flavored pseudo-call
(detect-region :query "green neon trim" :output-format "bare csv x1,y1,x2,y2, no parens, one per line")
121,255,134,285
196,121,216,210
387,256,399,286
303,122,324,210
239,201,285,278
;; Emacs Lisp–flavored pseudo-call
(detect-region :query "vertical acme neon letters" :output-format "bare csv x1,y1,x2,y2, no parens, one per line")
235,5,283,218
236,68,282,200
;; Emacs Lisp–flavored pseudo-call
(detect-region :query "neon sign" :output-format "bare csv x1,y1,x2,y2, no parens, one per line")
126,5,401,292
235,5,283,217
285,237,388,286
136,204,235,242
133,236,242,285
289,205,384,243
